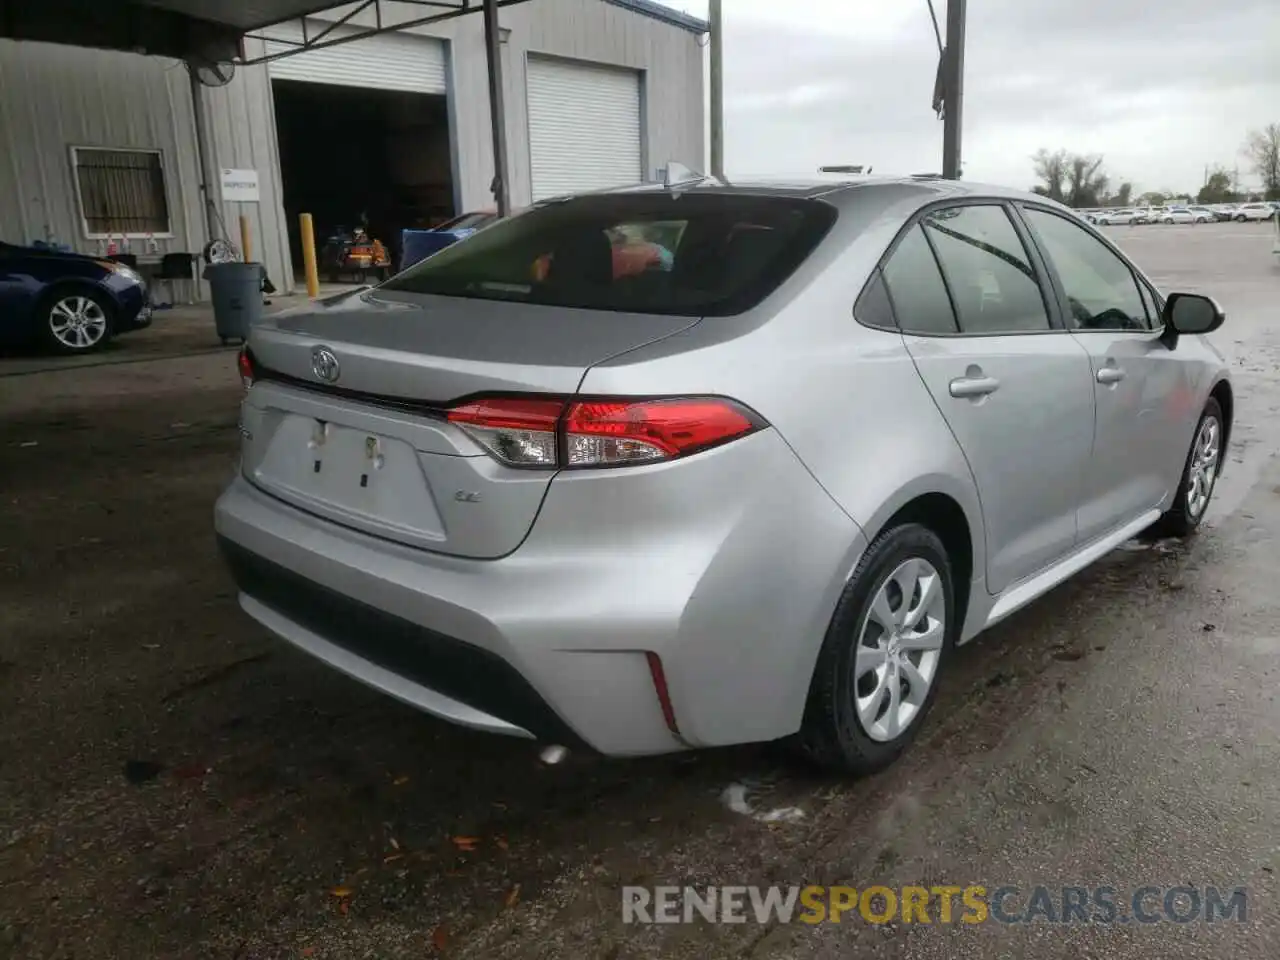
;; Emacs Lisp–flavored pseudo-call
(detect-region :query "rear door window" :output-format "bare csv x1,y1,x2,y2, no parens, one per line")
921,205,1052,334
381,194,837,317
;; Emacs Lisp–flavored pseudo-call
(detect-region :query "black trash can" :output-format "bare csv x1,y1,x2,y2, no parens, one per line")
203,262,264,345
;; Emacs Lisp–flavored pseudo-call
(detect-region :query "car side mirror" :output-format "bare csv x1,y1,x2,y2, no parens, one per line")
1161,293,1224,345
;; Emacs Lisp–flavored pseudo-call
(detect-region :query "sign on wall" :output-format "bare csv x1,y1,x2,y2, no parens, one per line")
220,168,260,203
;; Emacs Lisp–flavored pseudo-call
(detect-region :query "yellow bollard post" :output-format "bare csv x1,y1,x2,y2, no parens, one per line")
299,213,320,298
239,215,253,263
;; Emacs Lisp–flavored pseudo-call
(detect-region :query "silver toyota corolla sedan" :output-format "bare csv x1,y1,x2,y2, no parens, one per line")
215,176,1232,774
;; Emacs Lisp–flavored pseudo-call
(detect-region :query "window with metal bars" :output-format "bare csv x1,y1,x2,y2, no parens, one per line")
71,147,171,237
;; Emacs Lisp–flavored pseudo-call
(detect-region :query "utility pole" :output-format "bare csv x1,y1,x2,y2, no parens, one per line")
941,0,966,180
709,0,724,179
483,0,510,217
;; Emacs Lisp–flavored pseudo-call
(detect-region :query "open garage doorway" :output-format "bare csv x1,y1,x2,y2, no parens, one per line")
271,78,456,279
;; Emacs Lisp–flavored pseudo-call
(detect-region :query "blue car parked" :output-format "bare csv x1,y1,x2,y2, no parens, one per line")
0,242,152,354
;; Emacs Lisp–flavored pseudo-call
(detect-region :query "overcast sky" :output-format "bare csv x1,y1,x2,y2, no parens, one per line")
661,0,1279,193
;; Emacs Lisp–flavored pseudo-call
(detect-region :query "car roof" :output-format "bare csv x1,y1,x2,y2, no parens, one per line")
595,175,1068,211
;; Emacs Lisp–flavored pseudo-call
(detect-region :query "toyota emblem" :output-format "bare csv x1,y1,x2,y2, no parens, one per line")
311,346,340,383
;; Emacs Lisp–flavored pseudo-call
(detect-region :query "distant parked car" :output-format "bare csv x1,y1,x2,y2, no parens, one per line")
1095,208,1141,225
0,242,151,354
1210,205,1238,222
1186,206,1216,223
1234,203,1276,222
1161,207,1211,224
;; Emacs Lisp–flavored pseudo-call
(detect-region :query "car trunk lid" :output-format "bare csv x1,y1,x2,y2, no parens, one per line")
241,290,698,559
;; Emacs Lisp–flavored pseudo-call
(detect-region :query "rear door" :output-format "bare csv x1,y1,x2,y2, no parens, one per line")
1017,205,1184,543
887,203,1096,594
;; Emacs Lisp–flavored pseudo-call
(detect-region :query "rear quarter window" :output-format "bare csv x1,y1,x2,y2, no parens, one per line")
380,193,837,317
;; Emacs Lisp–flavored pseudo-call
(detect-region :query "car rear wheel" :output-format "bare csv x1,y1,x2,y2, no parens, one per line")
1152,398,1223,539
797,523,955,774
1235,214,1247,222
42,290,114,354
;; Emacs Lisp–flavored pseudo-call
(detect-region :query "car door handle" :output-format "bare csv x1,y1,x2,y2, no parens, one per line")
949,376,1000,398
1096,366,1126,384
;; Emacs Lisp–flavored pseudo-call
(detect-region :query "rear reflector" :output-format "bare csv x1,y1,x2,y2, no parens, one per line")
645,651,681,737
446,395,764,469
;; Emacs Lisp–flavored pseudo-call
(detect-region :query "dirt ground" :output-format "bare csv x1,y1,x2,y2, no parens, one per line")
1,224,1278,960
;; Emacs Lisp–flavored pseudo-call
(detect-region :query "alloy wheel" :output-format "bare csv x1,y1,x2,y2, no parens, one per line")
853,558,947,742
1186,414,1221,520
49,296,108,350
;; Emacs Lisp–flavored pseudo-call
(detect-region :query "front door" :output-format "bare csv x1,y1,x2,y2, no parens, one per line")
882,204,1096,594
1018,206,1180,543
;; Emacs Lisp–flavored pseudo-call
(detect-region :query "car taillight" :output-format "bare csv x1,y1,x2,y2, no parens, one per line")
446,396,764,469
563,398,760,466
446,397,563,467
237,346,255,390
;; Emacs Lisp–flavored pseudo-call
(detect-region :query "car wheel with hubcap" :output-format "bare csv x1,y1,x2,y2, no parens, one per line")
42,290,113,354
797,523,955,774
1152,397,1224,538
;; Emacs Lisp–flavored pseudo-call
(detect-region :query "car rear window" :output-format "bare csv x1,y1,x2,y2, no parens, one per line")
380,193,837,317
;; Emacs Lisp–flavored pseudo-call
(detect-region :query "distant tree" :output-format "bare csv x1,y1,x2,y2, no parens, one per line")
1031,148,1069,202
1241,123,1280,200
1113,181,1133,206
1137,191,1169,206
1197,167,1241,204
1032,149,1111,206
1065,154,1108,207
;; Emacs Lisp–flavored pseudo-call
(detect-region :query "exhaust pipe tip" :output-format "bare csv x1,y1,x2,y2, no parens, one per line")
539,744,569,765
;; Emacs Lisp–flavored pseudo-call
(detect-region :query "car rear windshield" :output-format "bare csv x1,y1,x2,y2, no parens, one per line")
380,193,837,317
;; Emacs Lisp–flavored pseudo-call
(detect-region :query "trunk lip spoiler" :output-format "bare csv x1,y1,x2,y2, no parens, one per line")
253,360,452,419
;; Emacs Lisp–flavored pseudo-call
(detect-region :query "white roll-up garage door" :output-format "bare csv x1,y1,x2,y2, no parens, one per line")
263,21,447,94
526,56,642,201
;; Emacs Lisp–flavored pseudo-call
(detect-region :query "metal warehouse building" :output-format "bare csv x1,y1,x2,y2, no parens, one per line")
0,0,708,294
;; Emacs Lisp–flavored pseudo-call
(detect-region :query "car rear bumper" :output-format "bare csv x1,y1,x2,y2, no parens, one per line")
218,535,582,744
214,429,865,756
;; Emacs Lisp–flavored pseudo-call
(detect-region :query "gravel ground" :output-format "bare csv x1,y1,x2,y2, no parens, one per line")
0,222,1277,959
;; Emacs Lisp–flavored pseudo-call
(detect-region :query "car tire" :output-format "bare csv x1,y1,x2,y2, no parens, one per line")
39,288,115,354
1152,398,1224,539
1235,214,1247,222
796,523,956,775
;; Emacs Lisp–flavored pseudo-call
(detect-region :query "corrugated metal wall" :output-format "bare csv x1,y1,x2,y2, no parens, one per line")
201,37,294,293
0,39,204,254
0,37,292,294
0,0,702,296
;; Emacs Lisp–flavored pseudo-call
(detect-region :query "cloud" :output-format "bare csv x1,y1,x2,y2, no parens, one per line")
663,0,1280,192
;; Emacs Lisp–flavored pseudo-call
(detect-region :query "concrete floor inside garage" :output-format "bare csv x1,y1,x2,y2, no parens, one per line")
1,223,1278,959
